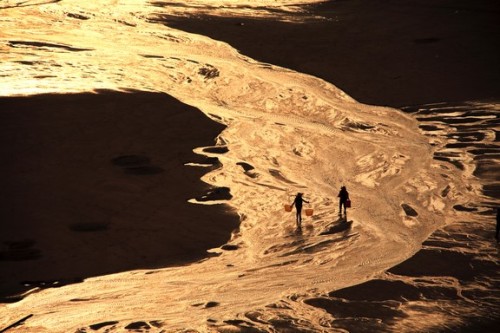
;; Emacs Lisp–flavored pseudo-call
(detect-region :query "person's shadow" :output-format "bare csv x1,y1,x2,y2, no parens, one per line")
319,217,353,236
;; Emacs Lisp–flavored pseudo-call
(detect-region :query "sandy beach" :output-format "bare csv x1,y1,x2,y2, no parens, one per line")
162,1,500,331
0,0,499,332
160,0,500,332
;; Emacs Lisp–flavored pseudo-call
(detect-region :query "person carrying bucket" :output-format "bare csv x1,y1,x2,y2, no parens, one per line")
338,186,350,217
291,192,309,229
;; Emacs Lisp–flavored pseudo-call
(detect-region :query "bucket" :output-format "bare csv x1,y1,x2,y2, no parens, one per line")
305,208,314,216
284,204,292,212
345,199,351,208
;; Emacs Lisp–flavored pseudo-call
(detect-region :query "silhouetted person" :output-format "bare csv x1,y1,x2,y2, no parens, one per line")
338,186,349,216
291,192,309,229
496,207,499,242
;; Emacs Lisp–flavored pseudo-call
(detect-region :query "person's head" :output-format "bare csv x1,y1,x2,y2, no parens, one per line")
341,186,346,190
297,192,303,197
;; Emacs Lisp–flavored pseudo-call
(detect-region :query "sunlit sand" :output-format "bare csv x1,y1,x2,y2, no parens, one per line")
1,0,498,332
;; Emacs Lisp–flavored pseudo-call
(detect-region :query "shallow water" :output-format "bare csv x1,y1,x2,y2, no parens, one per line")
1,1,498,332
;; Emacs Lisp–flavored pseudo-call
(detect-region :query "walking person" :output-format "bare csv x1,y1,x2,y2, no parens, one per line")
338,186,349,217
291,192,309,230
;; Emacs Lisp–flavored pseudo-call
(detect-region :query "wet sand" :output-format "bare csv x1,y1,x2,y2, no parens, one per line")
165,0,500,107
0,91,239,301
0,0,498,331
161,0,500,330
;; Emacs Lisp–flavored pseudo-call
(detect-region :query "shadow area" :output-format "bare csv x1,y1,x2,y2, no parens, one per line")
162,0,500,107
319,218,352,236
0,91,239,302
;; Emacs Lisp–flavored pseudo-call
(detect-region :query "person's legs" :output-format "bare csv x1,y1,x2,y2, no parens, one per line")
296,209,302,228
340,201,346,215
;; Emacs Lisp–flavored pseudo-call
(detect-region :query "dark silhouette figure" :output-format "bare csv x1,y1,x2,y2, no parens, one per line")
496,207,499,242
291,192,309,229
338,186,349,216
